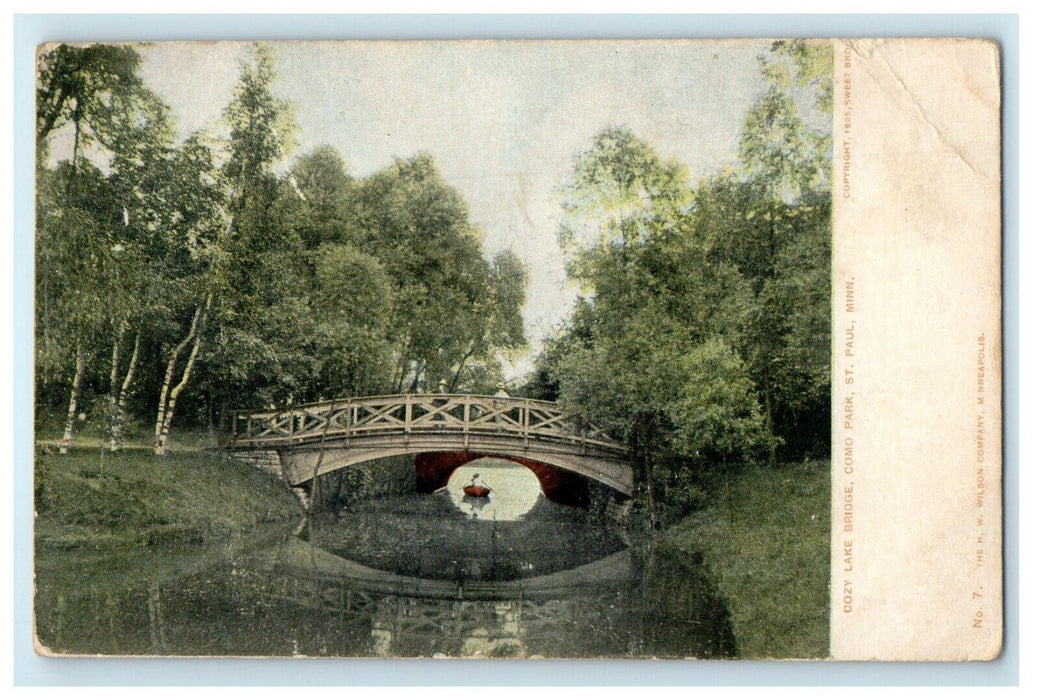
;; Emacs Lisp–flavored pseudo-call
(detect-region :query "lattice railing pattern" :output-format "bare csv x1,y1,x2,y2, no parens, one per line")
230,394,624,453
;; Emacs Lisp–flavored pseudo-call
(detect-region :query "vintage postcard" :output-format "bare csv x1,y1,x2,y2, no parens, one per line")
31,38,1001,660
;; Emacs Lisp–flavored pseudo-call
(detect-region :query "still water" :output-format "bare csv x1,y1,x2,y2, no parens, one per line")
445,462,542,521
35,459,736,658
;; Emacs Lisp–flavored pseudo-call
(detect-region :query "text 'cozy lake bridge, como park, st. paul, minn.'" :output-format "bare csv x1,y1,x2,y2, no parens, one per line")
226,393,634,502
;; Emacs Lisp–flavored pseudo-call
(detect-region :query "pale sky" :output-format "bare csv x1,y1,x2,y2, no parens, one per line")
130,40,773,380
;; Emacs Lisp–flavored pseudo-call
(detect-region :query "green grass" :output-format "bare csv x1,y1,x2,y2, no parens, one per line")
663,459,830,659
34,413,222,453
35,444,302,549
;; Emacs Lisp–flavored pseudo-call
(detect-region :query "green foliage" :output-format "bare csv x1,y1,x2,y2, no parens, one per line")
36,41,531,432
745,40,832,197
34,42,243,454
541,129,772,452
489,250,528,350
223,44,298,196
125,48,526,424
738,87,818,200
559,126,691,279
34,39,828,481
189,44,312,412
308,243,397,397
348,153,528,393
35,43,178,411
762,39,834,113
533,41,832,516
665,339,771,459
283,146,355,249
36,43,151,150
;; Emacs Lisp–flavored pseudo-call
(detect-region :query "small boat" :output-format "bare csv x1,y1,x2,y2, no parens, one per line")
463,485,491,498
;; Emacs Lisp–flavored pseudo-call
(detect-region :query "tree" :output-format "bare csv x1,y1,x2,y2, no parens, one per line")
35,162,120,452
182,44,308,432
98,90,179,451
283,145,356,250
268,146,395,401
36,43,150,154
153,44,302,454
350,153,526,394
35,43,170,453
444,249,528,392
534,41,833,506
222,44,298,210
558,126,691,284
730,40,833,463
308,243,396,397
540,127,773,521
35,41,531,453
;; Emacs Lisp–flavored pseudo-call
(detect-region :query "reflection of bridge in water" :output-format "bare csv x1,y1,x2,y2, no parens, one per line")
35,535,737,659
228,394,633,496
254,538,636,658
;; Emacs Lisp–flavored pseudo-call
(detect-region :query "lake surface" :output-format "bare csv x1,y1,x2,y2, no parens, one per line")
34,459,736,658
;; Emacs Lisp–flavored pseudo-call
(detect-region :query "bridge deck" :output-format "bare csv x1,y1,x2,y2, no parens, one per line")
229,393,626,455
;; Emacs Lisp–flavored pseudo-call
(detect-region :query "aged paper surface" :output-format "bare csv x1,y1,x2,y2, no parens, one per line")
32,37,1002,661
830,38,1003,661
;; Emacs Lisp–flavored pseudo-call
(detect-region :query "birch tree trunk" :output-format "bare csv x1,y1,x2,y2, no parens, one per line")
154,330,203,456
58,101,85,457
107,322,125,449
153,304,203,449
154,295,211,456
59,343,86,455
110,331,140,452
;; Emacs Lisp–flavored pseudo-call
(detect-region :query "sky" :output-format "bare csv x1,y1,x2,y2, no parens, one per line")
128,39,773,380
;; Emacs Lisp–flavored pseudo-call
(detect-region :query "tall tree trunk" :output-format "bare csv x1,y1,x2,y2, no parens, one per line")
154,295,211,456
107,322,125,449
70,99,82,176
59,343,85,455
110,330,140,452
155,331,203,456
154,304,204,447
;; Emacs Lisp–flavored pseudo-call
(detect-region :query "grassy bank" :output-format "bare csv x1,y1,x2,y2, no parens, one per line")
35,446,302,549
662,459,830,659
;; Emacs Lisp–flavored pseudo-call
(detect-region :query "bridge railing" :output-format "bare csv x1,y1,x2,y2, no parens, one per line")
229,393,625,453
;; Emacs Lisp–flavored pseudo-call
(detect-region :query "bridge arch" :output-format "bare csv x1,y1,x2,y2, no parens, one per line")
414,451,591,507
274,439,630,496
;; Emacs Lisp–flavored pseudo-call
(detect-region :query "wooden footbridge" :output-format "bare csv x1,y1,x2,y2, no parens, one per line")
227,393,633,495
